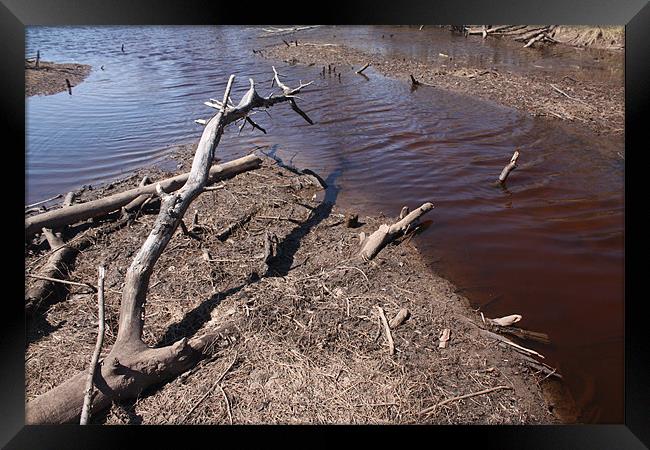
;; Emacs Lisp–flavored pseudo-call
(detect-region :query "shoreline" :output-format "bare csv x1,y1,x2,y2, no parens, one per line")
25,60,92,97
25,143,575,424
259,36,623,136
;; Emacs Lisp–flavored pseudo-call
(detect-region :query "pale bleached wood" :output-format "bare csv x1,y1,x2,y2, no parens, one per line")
359,202,434,261
27,71,313,424
80,266,105,425
25,155,262,238
498,150,520,184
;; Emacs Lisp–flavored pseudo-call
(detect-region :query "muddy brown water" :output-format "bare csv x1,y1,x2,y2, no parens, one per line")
25,26,624,423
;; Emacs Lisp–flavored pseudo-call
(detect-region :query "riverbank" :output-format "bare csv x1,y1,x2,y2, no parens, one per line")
24,143,573,424
260,31,623,136
25,60,91,97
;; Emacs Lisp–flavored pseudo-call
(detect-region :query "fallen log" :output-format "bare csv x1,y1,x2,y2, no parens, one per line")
25,154,262,239
359,202,434,261
27,71,313,424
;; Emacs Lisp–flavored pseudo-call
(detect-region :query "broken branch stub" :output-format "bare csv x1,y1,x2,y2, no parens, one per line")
498,150,520,184
359,202,434,261
26,70,314,424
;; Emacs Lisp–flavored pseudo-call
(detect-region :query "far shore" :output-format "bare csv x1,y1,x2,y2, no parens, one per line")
259,28,624,136
25,60,92,97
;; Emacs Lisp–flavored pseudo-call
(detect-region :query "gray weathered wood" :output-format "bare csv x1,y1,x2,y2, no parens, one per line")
359,202,434,260
25,155,262,238
27,71,313,424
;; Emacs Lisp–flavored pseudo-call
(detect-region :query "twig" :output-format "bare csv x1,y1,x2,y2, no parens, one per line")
420,385,512,415
376,306,395,355
355,62,371,74
25,193,63,209
550,83,592,108
80,266,106,425
219,385,233,425
25,273,97,292
479,328,545,359
182,352,238,422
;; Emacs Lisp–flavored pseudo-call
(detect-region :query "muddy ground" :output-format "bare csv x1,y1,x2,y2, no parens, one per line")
25,60,92,97
25,143,576,424
260,28,623,136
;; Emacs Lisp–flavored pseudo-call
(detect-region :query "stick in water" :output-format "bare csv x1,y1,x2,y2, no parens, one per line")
80,266,106,425
355,62,371,74
498,150,520,184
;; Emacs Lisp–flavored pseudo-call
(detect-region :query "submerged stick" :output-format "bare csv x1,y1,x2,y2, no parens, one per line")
80,266,106,425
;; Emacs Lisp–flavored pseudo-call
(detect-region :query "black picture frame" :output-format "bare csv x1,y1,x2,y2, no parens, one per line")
3,0,648,448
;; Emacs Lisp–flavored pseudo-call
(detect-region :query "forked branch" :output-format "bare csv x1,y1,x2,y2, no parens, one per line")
27,70,314,424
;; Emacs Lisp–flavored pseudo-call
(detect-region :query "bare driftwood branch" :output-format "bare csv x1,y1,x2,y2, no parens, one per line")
479,328,545,359
26,194,63,210
27,70,313,424
359,202,434,261
80,266,106,425
498,150,519,184
376,306,395,355
26,155,262,239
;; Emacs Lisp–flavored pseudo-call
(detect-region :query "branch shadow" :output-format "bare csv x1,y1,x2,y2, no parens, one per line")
155,167,342,346
264,169,341,278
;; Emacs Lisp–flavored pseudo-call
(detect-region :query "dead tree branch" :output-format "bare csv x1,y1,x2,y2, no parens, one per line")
27,70,313,424
80,266,106,425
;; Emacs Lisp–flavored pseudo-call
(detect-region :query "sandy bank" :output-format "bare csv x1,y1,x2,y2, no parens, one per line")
24,143,575,424
25,60,91,97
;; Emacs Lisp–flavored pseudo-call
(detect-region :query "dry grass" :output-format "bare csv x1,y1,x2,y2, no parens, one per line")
25,144,563,424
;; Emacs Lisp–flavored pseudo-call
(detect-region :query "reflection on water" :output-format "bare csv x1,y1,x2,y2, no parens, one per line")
25,25,624,423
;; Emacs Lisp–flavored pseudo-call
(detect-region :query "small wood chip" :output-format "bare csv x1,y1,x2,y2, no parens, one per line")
389,308,410,329
439,328,451,348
